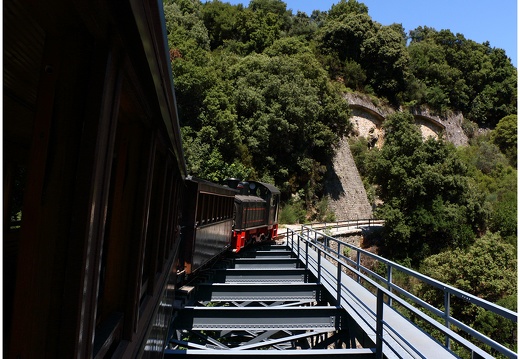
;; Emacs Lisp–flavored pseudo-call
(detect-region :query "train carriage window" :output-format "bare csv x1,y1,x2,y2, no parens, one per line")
208,195,214,223
205,194,209,223
142,138,167,298
216,196,220,221
203,194,209,224
4,164,27,231
164,169,175,258
209,195,214,223
196,194,204,225
217,196,220,221
228,197,233,219
95,71,158,352
161,164,174,264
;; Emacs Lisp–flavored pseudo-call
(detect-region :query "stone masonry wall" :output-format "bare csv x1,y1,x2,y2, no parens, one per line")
324,136,373,221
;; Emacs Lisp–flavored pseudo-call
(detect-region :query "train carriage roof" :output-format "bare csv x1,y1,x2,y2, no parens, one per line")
234,195,266,204
186,176,239,196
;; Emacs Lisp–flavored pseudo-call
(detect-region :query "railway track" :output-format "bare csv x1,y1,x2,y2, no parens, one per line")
166,242,373,358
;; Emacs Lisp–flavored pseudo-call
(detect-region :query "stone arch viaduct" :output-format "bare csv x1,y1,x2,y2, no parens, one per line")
344,93,462,148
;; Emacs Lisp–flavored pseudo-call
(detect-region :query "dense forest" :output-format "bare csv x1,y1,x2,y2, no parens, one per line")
164,0,517,352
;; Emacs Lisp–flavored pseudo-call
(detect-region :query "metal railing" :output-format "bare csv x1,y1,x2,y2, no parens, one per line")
305,218,384,229
285,226,517,359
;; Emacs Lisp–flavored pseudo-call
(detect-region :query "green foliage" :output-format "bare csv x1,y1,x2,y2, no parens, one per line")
419,232,517,351
329,0,368,16
473,295,517,354
314,197,336,222
491,114,517,167
407,28,517,126
318,12,375,64
167,0,516,241
225,50,351,196
361,25,411,104
456,135,517,245
368,112,486,262
279,198,306,224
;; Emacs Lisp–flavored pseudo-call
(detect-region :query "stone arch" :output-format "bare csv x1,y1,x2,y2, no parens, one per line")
413,114,446,140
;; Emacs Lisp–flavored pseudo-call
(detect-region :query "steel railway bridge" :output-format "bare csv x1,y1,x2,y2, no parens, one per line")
166,224,517,359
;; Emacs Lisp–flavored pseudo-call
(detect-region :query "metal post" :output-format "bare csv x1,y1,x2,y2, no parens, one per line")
317,247,322,283
305,240,309,270
298,234,301,261
444,291,451,349
356,251,361,283
336,262,342,305
387,264,393,307
376,288,384,359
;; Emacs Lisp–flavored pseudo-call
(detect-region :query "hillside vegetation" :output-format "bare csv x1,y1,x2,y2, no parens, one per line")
164,1,517,348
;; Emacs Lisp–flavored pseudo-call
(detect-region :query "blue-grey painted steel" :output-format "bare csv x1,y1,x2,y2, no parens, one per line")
231,258,300,269
195,283,322,302
212,268,309,283
288,231,458,359
239,250,294,258
164,348,376,358
168,242,369,356
173,306,344,331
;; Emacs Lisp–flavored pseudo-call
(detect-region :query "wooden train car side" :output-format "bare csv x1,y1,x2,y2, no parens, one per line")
4,0,185,357
180,177,238,276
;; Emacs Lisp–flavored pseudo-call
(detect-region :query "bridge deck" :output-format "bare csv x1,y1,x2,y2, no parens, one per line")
168,242,457,358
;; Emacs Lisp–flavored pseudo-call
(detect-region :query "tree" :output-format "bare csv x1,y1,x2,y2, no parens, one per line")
407,27,517,126
318,12,375,63
361,25,411,104
165,2,214,126
202,0,243,50
491,114,517,167
287,11,319,40
369,112,486,262
226,51,351,198
456,135,517,245
328,0,368,19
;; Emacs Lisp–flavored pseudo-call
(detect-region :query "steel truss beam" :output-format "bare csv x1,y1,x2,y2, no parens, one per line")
168,244,376,357
195,283,323,302
212,268,310,283
172,306,345,331
231,258,301,269
164,348,376,358
240,250,294,258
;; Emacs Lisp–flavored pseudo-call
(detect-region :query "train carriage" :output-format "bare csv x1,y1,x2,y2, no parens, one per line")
180,177,238,276
4,0,186,357
3,0,280,356
229,181,280,252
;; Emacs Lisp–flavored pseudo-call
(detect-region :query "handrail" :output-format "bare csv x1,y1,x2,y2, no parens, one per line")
286,227,517,359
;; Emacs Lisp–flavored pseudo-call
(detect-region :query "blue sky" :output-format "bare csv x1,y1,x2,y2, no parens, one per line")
221,0,518,67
